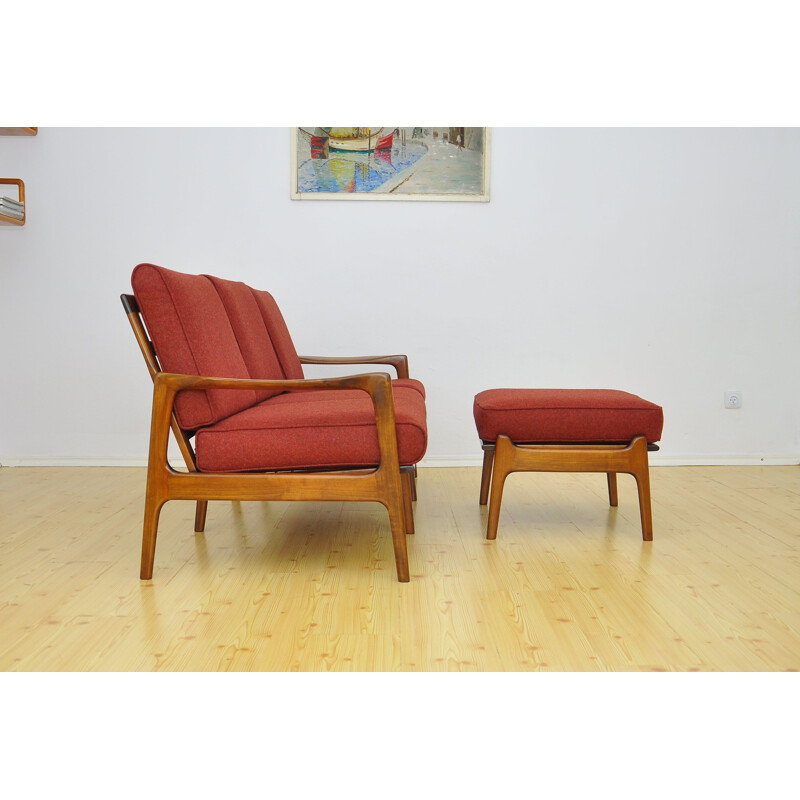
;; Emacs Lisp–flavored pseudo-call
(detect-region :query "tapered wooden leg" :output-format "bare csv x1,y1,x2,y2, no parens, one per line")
479,445,495,506
194,500,208,532
607,473,618,507
401,470,415,535
381,465,410,581
388,502,410,582
629,437,653,541
409,470,417,501
487,436,516,540
140,496,166,580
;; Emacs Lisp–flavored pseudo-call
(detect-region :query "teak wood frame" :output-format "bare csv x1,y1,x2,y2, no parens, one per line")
122,294,417,582
479,435,656,541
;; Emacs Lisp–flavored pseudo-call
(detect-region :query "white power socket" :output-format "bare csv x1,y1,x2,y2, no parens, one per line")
724,391,742,409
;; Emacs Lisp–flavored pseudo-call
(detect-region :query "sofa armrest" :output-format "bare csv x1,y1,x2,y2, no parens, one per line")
299,354,409,380
156,371,392,395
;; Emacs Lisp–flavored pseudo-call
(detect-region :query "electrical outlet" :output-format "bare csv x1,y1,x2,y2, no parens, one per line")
724,391,742,409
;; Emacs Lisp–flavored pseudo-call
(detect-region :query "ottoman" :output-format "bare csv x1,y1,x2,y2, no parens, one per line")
473,389,664,541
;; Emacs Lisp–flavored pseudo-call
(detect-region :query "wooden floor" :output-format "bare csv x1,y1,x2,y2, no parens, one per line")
1,463,799,671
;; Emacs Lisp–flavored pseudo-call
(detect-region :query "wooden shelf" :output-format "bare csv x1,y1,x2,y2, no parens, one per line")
0,179,25,226
0,129,36,225
0,127,37,136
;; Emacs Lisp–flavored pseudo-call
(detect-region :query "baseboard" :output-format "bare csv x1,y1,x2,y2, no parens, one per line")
2,455,798,469
417,455,800,468
0,458,151,468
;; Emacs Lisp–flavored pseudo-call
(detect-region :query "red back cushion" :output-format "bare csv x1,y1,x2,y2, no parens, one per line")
131,263,258,429
250,288,304,379
205,276,287,402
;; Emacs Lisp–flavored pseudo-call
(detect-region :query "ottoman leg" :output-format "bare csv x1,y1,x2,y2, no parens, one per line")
479,445,495,506
629,436,653,541
486,435,515,540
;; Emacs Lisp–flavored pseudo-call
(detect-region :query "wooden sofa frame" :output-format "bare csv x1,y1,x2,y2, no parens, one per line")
122,294,418,582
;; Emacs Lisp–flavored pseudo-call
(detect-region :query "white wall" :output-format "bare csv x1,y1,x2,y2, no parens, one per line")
1,127,798,465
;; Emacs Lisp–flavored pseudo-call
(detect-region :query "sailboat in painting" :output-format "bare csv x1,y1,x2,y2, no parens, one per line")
299,127,394,154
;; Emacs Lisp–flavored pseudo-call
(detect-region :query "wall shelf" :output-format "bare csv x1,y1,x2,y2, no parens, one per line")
0,127,37,136
1,128,35,225
0,178,26,226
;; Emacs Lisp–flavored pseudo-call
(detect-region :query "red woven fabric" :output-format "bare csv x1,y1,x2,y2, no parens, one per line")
249,288,304,380
205,275,286,402
473,389,663,444
392,378,426,398
195,384,427,472
131,264,258,429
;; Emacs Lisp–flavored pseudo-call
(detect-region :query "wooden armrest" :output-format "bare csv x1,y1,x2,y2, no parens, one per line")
156,371,392,395
299,354,410,380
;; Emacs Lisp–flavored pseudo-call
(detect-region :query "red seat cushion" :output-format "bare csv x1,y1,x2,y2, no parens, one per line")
195,383,427,472
473,389,663,444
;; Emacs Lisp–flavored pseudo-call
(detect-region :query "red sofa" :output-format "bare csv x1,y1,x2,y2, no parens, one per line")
123,263,427,581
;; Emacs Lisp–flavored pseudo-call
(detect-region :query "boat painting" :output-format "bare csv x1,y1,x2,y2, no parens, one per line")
291,127,490,202
299,127,394,154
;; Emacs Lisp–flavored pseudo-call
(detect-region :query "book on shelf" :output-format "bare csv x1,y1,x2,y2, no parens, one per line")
0,204,24,219
1,195,24,209
0,195,24,209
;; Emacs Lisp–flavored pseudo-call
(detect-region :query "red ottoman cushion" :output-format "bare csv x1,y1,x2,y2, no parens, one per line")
473,389,663,444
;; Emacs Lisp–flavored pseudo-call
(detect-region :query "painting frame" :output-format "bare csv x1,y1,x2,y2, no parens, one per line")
290,127,491,202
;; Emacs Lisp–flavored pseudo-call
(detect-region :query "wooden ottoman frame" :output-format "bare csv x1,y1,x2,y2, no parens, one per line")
479,435,658,541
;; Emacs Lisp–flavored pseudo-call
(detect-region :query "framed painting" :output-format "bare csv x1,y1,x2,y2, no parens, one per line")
290,127,490,201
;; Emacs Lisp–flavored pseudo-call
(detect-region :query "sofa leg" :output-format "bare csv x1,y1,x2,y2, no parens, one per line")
141,496,166,580
479,445,495,506
388,505,410,582
401,470,415,535
381,466,410,581
607,473,618,507
194,500,208,532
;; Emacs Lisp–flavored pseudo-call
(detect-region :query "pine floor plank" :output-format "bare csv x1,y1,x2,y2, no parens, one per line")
1,464,799,671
